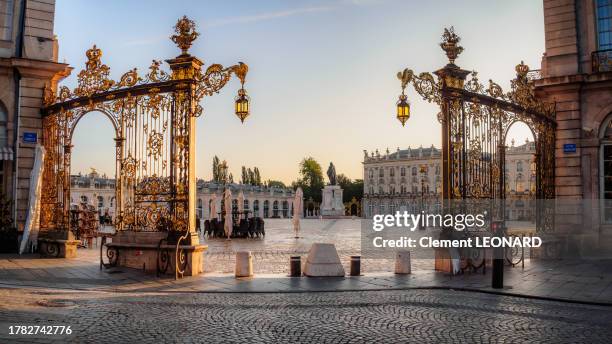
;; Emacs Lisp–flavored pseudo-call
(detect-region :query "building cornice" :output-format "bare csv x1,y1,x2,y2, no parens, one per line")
0,57,72,80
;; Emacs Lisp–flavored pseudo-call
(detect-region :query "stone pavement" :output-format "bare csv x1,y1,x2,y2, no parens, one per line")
1,250,612,304
0,288,610,343
1,219,611,304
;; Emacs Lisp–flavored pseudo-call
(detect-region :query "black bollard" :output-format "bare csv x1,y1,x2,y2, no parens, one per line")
491,221,504,289
350,256,361,276
290,256,301,277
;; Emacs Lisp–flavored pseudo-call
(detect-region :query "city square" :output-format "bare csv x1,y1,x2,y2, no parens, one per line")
1,0,612,343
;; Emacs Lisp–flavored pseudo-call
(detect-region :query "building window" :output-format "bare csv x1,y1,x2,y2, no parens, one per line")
0,101,7,147
379,168,384,178
597,0,612,49
368,169,374,178
282,201,289,218
412,167,417,176
378,186,384,194
97,196,104,208
400,167,406,176
263,200,269,218
273,200,279,217
81,195,88,203
517,161,523,172
390,168,395,177
602,144,612,222
253,200,260,217
244,199,249,212
0,0,14,41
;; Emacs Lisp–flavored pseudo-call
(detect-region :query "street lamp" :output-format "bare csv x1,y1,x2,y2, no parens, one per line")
235,87,250,123
396,92,410,126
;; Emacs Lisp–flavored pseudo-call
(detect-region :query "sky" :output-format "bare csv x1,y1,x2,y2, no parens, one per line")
56,0,544,184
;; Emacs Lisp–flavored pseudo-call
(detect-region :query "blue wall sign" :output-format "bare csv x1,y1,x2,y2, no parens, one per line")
563,143,576,153
23,132,38,144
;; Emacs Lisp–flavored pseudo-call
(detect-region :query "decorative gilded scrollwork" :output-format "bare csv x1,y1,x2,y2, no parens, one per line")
145,60,170,83
396,68,441,104
74,45,114,98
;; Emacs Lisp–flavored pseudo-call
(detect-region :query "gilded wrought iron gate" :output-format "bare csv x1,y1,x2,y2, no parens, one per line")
397,28,556,232
39,17,249,239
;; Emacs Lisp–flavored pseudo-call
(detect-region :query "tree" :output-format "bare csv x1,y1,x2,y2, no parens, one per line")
337,174,351,188
241,166,248,184
212,156,221,182
267,180,286,188
344,179,364,203
333,173,364,203
295,157,324,202
254,167,262,186
247,168,255,185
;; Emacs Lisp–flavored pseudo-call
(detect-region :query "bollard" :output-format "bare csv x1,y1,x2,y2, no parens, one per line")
395,251,411,274
350,256,361,276
290,256,301,277
235,251,253,277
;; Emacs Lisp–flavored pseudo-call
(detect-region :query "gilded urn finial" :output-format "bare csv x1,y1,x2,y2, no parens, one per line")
440,26,464,66
171,16,200,56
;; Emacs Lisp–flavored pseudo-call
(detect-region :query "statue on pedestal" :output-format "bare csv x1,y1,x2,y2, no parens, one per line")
321,162,343,217
327,162,337,186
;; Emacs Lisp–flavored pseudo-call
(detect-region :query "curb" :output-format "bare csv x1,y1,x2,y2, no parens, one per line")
1,281,610,307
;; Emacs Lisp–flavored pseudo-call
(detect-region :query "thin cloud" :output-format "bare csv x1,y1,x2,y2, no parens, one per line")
206,6,334,28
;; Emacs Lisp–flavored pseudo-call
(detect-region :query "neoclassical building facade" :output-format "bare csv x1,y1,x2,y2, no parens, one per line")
0,0,70,228
70,170,116,218
70,172,299,222
196,181,298,220
534,0,612,232
362,142,537,218
362,146,442,218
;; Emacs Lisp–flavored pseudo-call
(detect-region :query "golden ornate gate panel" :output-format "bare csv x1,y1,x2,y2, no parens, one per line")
40,17,249,243
396,27,556,232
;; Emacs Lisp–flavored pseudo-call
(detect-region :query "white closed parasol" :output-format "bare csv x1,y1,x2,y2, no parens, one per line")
292,187,303,238
209,193,217,221
224,188,233,240
238,190,245,219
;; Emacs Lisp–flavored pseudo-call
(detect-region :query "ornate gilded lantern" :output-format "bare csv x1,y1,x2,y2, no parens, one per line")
235,88,250,123
396,93,410,126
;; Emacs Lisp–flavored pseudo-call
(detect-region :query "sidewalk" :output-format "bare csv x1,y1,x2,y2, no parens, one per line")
1,252,612,305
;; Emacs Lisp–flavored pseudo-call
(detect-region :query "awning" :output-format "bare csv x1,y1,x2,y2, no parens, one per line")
0,147,14,161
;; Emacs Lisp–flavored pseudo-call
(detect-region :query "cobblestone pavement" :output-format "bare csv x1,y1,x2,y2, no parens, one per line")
0,288,610,343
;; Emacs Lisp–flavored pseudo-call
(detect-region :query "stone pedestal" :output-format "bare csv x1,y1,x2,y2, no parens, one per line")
303,243,345,277
106,231,207,277
395,251,411,274
38,230,79,258
235,251,253,277
321,185,344,217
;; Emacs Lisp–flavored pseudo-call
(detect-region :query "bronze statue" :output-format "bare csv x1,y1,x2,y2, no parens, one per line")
327,162,337,185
